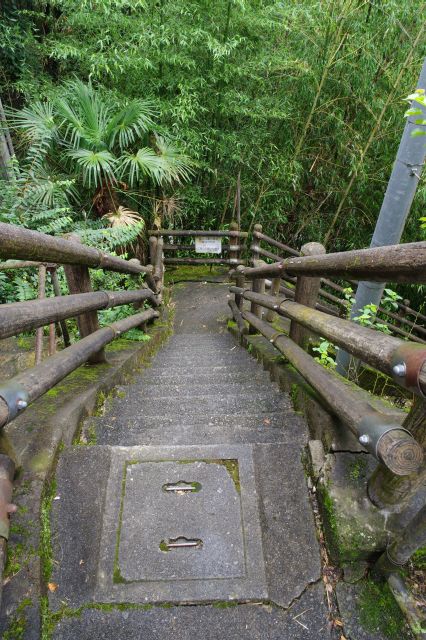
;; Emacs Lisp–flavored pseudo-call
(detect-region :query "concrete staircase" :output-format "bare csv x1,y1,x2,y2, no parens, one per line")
48,282,328,639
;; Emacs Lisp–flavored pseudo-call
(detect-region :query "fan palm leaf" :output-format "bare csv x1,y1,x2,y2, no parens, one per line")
154,135,194,184
67,148,117,188
57,79,110,150
119,148,167,186
106,100,155,151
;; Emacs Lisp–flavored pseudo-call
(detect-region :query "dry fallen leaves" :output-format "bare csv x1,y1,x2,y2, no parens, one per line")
48,582,58,592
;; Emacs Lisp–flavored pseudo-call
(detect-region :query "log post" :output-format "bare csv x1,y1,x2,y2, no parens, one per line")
289,242,326,349
249,266,265,334
63,235,106,364
266,277,281,322
49,267,71,347
229,221,240,264
149,235,158,267
251,223,261,266
248,224,263,334
35,265,47,365
0,454,16,610
154,236,164,288
368,396,426,509
235,266,245,311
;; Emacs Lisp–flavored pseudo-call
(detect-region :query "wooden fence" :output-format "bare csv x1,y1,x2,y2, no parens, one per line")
0,221,163,594
148,223,247,268
250,224,426,344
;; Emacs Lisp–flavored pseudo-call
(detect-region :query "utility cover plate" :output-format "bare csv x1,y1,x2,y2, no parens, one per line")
96,445,267,603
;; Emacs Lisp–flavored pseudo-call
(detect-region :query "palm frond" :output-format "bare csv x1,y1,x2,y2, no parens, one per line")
106,100,156,150
154,136,194,184
58,79,110,150
6,102,57,167
67,148,117,188
119,148,166,186
102,206,144,228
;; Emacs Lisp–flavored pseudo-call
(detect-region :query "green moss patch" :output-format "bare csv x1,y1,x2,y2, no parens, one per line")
3,598,32,640
358,579,408,640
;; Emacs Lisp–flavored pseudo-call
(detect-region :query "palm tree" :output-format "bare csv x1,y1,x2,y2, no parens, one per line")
8,79,192,220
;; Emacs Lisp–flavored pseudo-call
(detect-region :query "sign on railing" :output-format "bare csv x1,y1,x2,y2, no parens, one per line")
195,237,222,254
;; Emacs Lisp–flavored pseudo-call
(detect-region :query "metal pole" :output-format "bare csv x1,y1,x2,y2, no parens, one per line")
337,57,426,375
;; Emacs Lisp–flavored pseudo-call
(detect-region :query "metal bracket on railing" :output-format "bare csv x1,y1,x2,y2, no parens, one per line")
391,343,426,398
357,414,412,460
0,383,30,426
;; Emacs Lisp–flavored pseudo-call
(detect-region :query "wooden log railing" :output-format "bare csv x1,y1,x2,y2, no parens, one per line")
0,222,161,429
0,222,164,599
149,223,247,268
251,228,426,343
229,239,426,482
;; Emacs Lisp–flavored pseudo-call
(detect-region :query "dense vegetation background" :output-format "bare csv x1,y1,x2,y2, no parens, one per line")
1,0,425,254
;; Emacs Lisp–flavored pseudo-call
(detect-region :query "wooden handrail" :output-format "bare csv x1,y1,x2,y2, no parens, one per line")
0,308,159,429
231,287,426,397
0,289,158,340
238,308,423,476
0,223,155,282
237,241,426,283
148,229,248,238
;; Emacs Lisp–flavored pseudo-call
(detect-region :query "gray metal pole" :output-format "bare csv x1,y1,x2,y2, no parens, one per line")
336,57,426,375
0,98,14,181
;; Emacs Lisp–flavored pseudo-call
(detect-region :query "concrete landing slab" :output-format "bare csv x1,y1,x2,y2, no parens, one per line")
117,460,245,581
96,444,267,604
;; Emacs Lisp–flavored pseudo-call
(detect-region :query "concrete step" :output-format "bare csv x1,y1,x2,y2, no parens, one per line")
137,373,271,387
92,412,307,447
96,391,288,419
141,363,268,378
50,443,321,612
113,380,279,398
138,367,271,386
150,353,256,367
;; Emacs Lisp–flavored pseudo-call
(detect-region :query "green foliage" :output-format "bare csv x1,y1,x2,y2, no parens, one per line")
2,0,425,255
312,339,336,369
405,88,426,138
354,304,391,334
1,0,426,311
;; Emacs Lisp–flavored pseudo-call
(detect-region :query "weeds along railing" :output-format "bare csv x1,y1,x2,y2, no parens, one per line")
0,221,161,430
229,240,426,480
251,224,426,344
0,260,71,364
148,222,247,268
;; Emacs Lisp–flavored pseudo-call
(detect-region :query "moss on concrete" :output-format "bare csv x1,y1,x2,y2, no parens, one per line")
3,597,32,640
412,546,426,570
358,579,408,639
164,265,228,284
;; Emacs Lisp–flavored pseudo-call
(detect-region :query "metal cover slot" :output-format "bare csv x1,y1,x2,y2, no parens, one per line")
160,536,203,551
162,481,201,494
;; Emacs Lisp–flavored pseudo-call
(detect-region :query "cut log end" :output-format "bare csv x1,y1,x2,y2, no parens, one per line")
377,430,424,476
